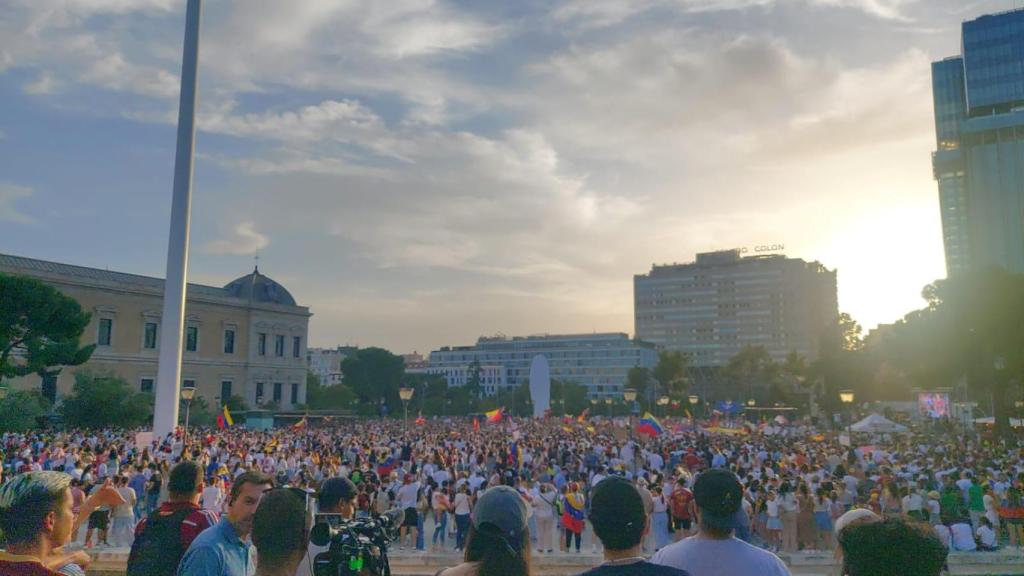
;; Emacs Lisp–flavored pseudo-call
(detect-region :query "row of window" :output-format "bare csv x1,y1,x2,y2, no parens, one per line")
97,318,301,358
137,379,301,405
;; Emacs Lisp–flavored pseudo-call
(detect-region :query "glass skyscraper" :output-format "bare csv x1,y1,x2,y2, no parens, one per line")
932,9,1024,276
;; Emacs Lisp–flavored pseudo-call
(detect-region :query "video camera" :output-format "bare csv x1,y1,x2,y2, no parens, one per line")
310,509,404,576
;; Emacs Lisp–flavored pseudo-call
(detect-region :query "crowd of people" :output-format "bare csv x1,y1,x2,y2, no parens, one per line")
0,414,1022,576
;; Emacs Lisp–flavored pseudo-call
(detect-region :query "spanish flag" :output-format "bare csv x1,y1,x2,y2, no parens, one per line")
485,407,504,424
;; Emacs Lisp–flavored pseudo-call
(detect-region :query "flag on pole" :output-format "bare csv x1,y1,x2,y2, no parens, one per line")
222,405,234,427
576,408,589,423
636,412,664,436
485,408,504,424
415,413,426,426
473,417,480,432
292,416,308,431
216,413,226,429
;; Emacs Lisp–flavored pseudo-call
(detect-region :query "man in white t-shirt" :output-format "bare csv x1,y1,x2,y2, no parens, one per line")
950,521,976,551
396,474,421,550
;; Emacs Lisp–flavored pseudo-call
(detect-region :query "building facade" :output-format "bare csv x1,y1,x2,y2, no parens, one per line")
0,253,311,410
307,346,357,387
427,333,657,398
634,250,838,367
932,9,1024,276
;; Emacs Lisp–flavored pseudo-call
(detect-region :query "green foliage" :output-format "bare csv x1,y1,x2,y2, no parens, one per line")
180,396,214,427
60,371,153,429
306,376,357,410
627,367,651,405
341,347,405,416
0,390,51,432
466,359,483,400
0,273,95,386
549,379,589,416
223,395,250,413
653,351,689,395
723,346,779,403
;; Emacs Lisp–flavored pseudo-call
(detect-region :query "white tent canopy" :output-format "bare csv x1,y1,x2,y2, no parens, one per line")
850,413,908,433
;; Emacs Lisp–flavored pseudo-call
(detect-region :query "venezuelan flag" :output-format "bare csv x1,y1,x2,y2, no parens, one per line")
222,405,234,426
485,407,504,424
636,412,664,436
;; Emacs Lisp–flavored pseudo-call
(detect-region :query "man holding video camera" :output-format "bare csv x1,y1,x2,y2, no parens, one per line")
296,477,357,576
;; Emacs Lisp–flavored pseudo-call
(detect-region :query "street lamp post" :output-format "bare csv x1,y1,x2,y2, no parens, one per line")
839,390,855,442
399,387,414,429
0,385,9,401
688,394,698,420
746,398,756,422
657,395,669,418
181,385,196,446
605,397,613,417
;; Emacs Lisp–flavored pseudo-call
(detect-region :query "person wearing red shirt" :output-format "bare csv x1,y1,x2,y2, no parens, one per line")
0,472,124,576
127,461,218,576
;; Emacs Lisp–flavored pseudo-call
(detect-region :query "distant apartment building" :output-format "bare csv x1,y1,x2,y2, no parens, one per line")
0,253,311,409
932,8,1024,275
426,333,657,398
307,346,357,387
634,250,838,367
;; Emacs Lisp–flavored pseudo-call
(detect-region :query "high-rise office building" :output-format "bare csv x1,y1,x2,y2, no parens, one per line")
634,250,837,368
932,9,1024,276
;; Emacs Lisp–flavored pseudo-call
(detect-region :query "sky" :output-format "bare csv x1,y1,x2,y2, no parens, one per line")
0,0,1015,354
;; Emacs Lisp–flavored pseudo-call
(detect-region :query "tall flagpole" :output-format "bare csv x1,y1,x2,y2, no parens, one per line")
154,0,203,440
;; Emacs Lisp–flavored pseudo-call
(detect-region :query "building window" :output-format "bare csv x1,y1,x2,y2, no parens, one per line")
291,383,299,405
186,326,198,352
258,333,267,356
256,382,265,404
221,381,232,405
144,322,158,350
292,336,301,358
275,335,285,357
182,379,196,389
140,378,154,394
98,318,113,346
224,329,235,354
273,382,282,402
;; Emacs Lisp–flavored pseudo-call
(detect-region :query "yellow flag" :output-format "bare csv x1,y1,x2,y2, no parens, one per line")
223,405,234,426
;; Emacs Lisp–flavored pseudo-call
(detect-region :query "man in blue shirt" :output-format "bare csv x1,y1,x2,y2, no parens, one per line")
178,472,273,576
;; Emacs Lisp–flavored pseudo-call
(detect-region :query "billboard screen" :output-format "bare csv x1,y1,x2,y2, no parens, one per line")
918,392,950,419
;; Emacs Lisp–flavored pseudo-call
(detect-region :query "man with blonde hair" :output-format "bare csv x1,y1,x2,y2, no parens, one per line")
0,471,123,576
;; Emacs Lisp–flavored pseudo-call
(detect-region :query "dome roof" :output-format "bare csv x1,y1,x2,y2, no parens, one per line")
223,267,297,306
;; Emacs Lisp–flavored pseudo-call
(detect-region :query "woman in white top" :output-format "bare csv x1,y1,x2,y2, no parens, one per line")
452,484,473,552
650,485,670,551
779,483,799,553
201,476,224,512
531,483,556,554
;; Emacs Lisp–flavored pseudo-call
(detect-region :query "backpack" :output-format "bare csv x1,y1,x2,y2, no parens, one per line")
670,488,693,519
126,508,192,576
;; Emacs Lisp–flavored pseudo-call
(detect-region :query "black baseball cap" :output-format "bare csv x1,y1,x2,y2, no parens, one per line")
588,476,645,533
693,469,742,530
471,485,528,538
318,477,357,509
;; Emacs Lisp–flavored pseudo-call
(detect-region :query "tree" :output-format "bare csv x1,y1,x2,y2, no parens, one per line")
223,395,250,413
813,312,869,413
627,367,651,408
653,351,689,396
0,274,95,388
60,371,153,429
341,348,405,416
723,346,779,403
180,396,213,427
0,390,51,432
306,371,357,410
466,359,483,400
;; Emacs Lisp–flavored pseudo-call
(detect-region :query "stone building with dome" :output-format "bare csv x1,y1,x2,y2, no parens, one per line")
0,253,311,411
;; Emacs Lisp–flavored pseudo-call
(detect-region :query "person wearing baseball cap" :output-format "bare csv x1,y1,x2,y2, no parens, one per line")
577,476,691,576
652,469,791,576
297,477,357,576
436,486,531,576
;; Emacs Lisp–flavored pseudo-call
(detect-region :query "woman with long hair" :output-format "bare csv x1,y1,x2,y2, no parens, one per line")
779,481,799,553
437,485,532,576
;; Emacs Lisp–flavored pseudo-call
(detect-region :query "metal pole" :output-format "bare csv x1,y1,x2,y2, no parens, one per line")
184,401,191,447
154,0,203,440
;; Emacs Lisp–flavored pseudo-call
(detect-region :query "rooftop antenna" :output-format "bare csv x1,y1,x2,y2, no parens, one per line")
253,253,260,274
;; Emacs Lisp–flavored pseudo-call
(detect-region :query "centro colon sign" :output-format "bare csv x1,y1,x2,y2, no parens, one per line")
738,244,785,254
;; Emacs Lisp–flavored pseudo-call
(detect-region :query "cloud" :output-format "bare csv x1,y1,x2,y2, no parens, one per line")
0,184,34,224
23,71,58,95
202,222,270,255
